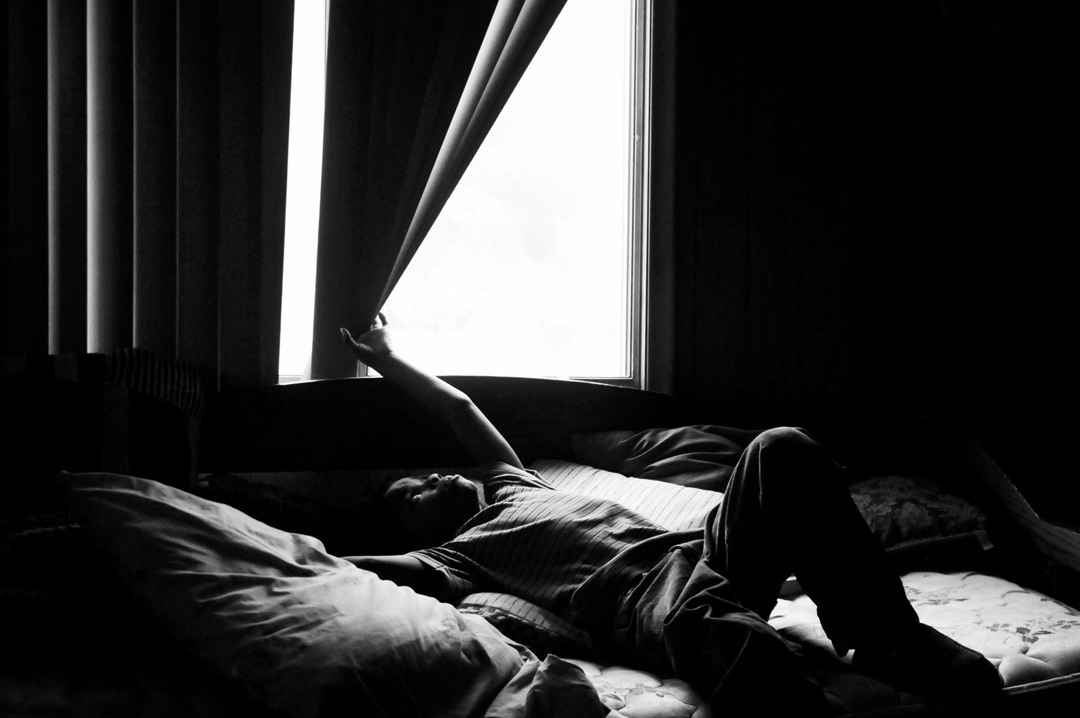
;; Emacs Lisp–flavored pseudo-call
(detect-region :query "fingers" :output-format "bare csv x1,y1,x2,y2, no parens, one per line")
341,311,388,349
340,327,365,353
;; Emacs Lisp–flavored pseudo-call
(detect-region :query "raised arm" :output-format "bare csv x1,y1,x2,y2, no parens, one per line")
340,319,523,470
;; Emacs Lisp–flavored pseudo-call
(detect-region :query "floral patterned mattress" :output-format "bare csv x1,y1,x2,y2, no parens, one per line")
773,570,1080,689
560,570,1080,718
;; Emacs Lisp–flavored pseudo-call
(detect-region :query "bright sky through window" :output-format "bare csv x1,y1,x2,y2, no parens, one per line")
278,0,325,382
382,0,632,379
279,0,633,381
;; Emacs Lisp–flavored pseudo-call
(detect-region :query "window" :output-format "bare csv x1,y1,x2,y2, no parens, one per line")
278,0,326,384
279,0,651,386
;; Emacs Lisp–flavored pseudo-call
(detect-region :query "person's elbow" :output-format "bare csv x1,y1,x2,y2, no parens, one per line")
345,555,444,597
443,389,523,468
444,392,480,425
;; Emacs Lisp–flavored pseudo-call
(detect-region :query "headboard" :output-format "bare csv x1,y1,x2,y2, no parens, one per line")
198,376,705,474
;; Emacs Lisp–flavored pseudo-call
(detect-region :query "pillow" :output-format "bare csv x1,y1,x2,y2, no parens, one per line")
529,459,722,531
0,511,173,668
197,473,380,556
458,593,595,661
570,425,761,492
849,475,989,549
58,471,527,718
848,475,993,572
197,468,480,556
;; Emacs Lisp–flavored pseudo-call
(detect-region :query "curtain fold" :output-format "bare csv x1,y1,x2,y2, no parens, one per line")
381,0,568,308
3,0,295,387
47,0,88,355
3,0,50,359
87,0,134,354
132,0,178,358
309,0,567,379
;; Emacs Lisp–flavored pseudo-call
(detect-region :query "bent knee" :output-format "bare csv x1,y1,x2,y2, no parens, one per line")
741,428,843,491
753,426,814,452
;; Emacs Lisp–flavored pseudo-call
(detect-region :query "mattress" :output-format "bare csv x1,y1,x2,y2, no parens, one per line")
561,570,1080,718
561,660,706,718
773,570,1080,688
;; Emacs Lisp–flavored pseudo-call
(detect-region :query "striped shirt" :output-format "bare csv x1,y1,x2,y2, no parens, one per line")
410,463,698,629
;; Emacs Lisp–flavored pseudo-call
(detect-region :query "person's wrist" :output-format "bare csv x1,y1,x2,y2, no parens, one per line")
365,349,397,372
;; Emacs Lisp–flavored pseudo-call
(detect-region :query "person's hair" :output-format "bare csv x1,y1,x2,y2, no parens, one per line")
340,492,395,555
366,475,425,553
374,475,403,506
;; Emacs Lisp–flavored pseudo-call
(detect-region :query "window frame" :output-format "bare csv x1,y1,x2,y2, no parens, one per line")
278,0,659,389
567,0,652,390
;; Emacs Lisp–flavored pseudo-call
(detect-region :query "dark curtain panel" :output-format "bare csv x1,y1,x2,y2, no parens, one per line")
3,0,294,387
132,0,178,358
382,0,569,306
309,0,567,380
87,0,133,353
47,0,88,356
3,0,50,360
309,0,497,380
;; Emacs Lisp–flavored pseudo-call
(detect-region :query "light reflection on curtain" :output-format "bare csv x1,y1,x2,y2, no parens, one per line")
2,0,294,387
309,0,568,380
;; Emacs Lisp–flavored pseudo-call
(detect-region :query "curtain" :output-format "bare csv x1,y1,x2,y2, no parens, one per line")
2,0,294,387
308,0,568,380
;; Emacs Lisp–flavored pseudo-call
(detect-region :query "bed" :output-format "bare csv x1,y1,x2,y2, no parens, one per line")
4,360,1080,717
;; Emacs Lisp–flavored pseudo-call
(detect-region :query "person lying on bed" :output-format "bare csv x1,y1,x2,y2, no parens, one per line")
339,318,1001,716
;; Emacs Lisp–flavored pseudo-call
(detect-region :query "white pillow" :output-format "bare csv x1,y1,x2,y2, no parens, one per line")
59,472,526,718
529,459,722,531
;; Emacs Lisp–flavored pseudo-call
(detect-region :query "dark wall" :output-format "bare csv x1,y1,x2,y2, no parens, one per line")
669,2,1077,516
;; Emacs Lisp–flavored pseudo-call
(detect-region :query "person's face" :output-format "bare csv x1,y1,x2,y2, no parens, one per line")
383,474,480,548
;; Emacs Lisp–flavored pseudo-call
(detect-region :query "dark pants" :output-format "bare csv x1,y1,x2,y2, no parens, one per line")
610,427,918,715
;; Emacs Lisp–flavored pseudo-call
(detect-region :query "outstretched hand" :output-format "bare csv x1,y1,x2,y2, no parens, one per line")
340,313,392,367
